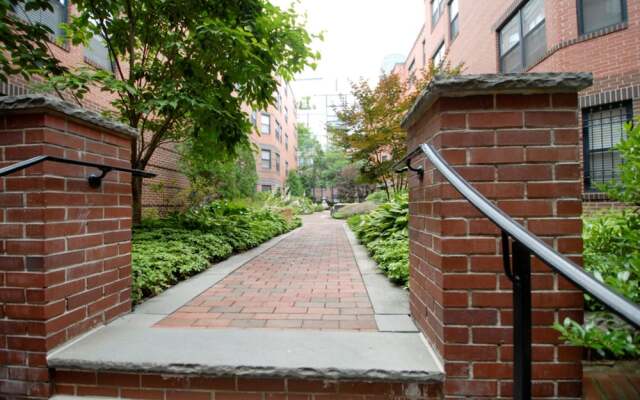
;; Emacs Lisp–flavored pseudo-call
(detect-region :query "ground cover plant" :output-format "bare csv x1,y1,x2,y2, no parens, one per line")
347,192,409,285
132,200,301,302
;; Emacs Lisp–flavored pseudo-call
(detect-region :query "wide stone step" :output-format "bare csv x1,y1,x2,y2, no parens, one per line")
49,317,443,383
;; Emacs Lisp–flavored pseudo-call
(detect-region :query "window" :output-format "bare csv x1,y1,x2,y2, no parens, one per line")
261,149,271,169
285,134,289,150
432,42,446,67
408,58,416,86
261,185,272,192
432,0,445,27
578,0,627,35
285,106,289,123
275,153,281,172
276,92,282,112
260,113,270,135
250,110,257,126
285,161,289,176
499,0,546,73
13,0,67,38
84,33,114,72
275,121,282,142
449,0,460,40
583,101,633,191
422,40,427,66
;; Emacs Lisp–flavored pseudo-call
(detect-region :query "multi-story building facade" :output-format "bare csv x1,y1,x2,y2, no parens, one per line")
1,1,297,205
249,80,299,193
393,0,640,209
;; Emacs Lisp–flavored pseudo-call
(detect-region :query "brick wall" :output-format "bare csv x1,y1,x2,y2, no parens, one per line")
0,96,135,398
53,371,442,400
404,74,589,399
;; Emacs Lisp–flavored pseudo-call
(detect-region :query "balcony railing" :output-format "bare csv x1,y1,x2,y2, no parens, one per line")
397,143,640,400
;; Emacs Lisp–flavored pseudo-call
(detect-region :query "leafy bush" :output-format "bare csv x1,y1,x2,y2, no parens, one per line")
253,193,323,215
554,314,639,359
348,192,409,285
583,210,640,309
132,200,299,302
553,119,640,360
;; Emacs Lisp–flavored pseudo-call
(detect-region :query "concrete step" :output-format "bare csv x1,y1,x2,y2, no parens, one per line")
49,316,443,382
48,315,443,399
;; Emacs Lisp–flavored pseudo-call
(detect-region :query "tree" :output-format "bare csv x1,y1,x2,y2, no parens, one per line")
1,1,67,81
286,171,304,197
180,142,258,202
330,62,462,199
41,0,319,223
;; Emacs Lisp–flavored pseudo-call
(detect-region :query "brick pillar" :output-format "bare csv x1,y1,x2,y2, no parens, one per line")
0,96,137,398
403,74,592,399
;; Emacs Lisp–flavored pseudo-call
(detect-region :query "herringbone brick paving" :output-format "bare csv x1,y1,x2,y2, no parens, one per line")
156,213,378,330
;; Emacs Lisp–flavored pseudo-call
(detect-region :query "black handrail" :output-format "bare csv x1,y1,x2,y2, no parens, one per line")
396,143,640,399
0,155,155,187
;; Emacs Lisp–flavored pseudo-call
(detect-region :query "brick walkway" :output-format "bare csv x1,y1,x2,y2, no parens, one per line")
156,213,377,331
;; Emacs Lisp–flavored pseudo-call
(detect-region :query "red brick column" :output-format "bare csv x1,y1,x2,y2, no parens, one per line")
403,74,592,399
0,96,136,398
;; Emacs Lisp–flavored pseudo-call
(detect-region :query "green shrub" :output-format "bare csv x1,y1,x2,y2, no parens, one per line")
348,192,410,286
132,200,298,303
553,119,640,360
554,314,640,359
366,190,389,204
583,210,640,309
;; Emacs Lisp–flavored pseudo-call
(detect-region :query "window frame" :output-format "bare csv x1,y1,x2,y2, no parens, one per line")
582,100,633,192
498,0,546,73
431,0,445,28
260,113,271,135
577,0,627,36
261,149,271,170
13,0,69,40
432,41,446,67
261,184,272,193
449,0,460,41
275,153,281,172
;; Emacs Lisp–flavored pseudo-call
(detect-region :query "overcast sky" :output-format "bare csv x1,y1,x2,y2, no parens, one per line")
273,0,425,88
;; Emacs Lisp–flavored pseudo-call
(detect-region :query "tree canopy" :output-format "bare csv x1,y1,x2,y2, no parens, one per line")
38,0,319,222
330,63,462,199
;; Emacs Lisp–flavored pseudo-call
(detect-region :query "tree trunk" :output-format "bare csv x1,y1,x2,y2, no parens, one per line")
132,175,143,225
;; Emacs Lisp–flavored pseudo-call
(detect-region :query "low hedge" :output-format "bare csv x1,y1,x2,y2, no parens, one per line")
133,200,301,302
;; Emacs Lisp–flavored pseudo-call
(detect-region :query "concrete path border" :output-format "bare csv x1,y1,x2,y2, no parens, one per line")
343,223,418,333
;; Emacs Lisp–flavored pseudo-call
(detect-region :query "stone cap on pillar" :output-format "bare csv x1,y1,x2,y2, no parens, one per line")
0,94,139,138
401,72,593,129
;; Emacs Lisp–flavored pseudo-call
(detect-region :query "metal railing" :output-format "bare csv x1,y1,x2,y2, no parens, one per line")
396,143,640,400
0,155,155,187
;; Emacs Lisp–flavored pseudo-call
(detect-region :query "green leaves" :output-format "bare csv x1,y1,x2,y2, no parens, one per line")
132,200,300,302
554,209,639,359
347,193,410,286
554,316,639,359
598,118,640,206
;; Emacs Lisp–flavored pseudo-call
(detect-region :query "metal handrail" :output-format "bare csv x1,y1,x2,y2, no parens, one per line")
0,155,155,187
396,143,640,399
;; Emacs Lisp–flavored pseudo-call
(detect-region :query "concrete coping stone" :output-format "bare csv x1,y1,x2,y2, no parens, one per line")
401,72,594,129
47,326,444,383
0,94,139,138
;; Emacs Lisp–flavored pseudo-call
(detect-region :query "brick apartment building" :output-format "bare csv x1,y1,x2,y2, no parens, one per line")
393,0,640,210
248,81,299,194
1,0,298,210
